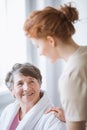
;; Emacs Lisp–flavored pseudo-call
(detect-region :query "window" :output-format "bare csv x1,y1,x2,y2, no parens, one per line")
0,0,27,90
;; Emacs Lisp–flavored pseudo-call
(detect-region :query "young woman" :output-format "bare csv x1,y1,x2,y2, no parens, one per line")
24,3,87,130
0,63,66,130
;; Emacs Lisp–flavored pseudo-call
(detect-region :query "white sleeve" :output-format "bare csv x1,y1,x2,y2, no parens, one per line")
59,68,87,121
0,107,7,129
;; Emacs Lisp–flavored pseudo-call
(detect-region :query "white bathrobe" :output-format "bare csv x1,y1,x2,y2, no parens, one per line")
0,91,66,130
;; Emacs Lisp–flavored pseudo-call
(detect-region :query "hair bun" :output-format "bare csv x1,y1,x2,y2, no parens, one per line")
59,2,79,23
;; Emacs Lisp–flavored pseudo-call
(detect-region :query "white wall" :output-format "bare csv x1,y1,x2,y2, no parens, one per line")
61,0,87,45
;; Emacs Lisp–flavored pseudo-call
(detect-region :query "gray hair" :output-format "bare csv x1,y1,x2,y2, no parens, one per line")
5,63,42,89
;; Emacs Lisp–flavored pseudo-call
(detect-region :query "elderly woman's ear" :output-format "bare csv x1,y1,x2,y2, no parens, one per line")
9,86,15,98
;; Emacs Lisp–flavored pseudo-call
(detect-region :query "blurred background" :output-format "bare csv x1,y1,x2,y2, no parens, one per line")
0,0,87,115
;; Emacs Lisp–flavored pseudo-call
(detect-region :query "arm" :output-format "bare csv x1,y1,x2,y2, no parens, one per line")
66,121,86,130
59,66,87,130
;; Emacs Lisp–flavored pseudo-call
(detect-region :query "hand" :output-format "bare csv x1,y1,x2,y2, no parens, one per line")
45,107,66,122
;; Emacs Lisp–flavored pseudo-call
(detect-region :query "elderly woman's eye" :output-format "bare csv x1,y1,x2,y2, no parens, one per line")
18,82,23,86
29,80,34,84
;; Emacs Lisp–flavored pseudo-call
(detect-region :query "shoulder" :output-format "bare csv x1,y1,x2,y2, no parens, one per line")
59,59,87,101
0,100,18,118
59,56,87,98
39,112,66,130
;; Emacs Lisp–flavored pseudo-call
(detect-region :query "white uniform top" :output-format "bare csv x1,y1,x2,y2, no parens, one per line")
59,46,87,122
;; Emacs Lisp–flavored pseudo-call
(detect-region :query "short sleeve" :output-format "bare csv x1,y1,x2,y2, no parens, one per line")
59,67,87,121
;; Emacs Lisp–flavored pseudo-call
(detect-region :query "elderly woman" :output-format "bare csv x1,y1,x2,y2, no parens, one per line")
0,63,66,130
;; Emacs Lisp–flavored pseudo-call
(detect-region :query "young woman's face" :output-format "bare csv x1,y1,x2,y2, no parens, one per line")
31,37,59,63
12,73,40,106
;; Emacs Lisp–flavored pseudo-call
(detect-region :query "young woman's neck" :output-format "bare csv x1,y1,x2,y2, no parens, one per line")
57,38,80,61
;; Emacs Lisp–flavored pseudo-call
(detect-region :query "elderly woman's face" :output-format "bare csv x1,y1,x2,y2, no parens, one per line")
12,73,41,105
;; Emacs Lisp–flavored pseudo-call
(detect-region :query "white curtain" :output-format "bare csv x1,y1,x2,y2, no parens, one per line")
0,0,27,88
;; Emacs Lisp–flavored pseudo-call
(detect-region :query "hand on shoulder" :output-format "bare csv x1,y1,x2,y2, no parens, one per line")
45,107,66,122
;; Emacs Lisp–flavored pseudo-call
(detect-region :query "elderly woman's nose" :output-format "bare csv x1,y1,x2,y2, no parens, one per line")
23,83,28,90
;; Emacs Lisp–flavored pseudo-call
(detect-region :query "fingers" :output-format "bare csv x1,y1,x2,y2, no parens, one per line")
45,107,55,113
54,112,66,122
45,107,61,114
45,107,66,122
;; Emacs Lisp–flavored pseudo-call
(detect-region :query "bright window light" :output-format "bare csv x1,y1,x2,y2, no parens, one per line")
0,0,27,90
